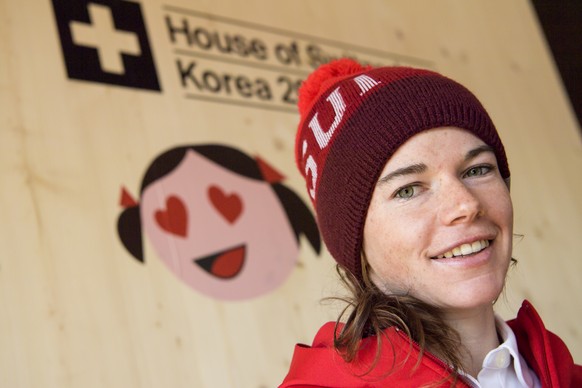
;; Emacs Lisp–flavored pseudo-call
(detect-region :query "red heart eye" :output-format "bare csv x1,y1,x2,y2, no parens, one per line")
207,185,243,224
155,195,188,237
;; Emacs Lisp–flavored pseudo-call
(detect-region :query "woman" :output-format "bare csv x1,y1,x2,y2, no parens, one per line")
280,59,582,387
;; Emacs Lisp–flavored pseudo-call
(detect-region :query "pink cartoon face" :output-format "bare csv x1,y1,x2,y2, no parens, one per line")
138,150,301,300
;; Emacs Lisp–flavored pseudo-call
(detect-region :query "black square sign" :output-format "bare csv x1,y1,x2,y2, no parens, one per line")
51,0,161,91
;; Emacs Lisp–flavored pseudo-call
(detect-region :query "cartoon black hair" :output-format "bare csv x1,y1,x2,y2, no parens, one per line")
117,144,321,262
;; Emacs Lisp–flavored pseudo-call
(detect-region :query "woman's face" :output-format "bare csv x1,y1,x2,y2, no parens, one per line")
363,127,513,313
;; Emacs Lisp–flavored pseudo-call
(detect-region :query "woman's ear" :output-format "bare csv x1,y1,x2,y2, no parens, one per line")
361,250,377,289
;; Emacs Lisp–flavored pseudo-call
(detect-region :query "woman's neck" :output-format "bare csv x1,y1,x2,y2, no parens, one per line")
442,305,500,378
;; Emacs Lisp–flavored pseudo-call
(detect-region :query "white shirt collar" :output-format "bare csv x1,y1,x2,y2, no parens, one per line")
461,315,541,387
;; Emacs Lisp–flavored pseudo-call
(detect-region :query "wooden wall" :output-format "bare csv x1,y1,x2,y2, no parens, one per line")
0,1,580,387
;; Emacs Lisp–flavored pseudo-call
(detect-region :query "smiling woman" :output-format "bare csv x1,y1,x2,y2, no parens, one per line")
364,128,514,317
280,59,582,387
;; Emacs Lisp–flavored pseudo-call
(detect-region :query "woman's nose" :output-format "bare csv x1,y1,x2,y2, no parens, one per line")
437,179,483,225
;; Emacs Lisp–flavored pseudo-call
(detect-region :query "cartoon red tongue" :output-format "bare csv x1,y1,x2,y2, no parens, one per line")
195,245,246,279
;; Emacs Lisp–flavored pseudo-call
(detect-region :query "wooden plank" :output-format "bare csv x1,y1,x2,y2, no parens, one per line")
0,1,579,387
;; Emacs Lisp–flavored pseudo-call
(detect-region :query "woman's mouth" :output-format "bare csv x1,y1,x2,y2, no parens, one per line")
433,239,491,259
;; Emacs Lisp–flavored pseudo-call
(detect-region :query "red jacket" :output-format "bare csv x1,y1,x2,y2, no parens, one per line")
280,301,582,387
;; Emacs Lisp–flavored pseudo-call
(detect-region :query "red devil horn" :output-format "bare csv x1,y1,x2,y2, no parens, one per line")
255,156,285,184
120,186,138,208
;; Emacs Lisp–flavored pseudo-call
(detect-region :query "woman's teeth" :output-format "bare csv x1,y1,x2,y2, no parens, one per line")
436,240,490,259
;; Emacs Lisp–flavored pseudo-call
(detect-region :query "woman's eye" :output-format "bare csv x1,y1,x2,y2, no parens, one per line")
464,165,491,178
395,185,417,199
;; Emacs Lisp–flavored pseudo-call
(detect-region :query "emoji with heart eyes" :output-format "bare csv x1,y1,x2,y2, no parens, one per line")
117,145,321,300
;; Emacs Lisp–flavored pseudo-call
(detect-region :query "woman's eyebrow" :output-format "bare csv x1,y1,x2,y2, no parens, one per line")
377,146,494,186
377,163,426,186
465,145,494,161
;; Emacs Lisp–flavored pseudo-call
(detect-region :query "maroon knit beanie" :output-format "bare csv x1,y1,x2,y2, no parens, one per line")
295,58,509,280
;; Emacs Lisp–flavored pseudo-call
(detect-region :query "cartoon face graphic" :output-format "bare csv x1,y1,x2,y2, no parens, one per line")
117,145,320,300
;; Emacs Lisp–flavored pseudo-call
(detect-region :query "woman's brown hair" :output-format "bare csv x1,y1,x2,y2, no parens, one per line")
329,256,465,383
330,252,518,384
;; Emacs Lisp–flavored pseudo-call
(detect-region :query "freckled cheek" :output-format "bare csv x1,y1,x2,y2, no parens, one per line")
483,189,513,227
371,257,414,292
367,236,412,273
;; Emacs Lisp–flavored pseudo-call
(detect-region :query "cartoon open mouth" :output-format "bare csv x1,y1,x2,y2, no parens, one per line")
194,245,246,279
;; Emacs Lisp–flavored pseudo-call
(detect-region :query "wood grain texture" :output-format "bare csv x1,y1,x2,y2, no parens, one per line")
0,1,580,387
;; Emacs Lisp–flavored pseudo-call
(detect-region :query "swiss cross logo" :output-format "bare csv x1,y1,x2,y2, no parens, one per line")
51,0,161,91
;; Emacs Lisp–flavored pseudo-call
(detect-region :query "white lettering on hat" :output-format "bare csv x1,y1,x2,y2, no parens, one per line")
302,140,308,157
303,74,381,200
353,74,381,96
305,155,317,199
308,87,346,149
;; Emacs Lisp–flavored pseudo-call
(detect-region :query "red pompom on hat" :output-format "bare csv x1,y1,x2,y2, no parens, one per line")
295,59,509,281
297,59,372,117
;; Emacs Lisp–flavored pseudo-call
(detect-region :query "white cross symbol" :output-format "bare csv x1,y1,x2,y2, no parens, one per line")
70,3,141,75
